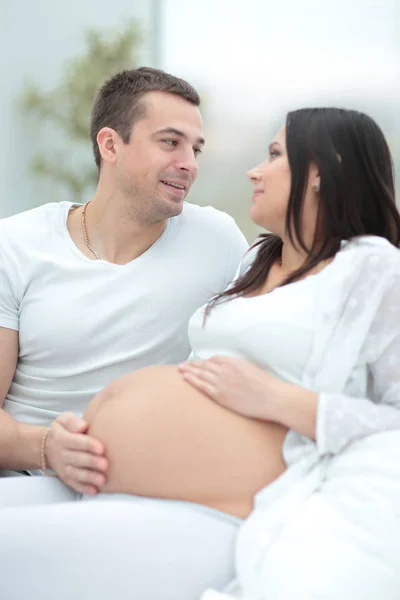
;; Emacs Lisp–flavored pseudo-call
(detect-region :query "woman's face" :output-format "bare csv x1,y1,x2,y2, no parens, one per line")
247,126,320,243
247,126,291,236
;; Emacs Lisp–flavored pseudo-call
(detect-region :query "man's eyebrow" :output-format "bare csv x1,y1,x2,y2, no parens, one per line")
154,127,205,146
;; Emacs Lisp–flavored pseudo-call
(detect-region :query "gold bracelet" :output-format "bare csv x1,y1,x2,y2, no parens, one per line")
40,428,55,477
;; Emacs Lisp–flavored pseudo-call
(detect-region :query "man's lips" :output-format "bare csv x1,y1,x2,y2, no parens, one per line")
160,180,188,190
160,180,188,199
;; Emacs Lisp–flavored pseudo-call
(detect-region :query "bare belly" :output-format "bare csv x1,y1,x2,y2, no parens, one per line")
84,365,287,517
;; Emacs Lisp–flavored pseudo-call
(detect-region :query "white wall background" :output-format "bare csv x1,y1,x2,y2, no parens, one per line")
1,0,399,240
0,1,153,217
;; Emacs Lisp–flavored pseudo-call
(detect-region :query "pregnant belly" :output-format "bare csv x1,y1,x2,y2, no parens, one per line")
84,365,287,517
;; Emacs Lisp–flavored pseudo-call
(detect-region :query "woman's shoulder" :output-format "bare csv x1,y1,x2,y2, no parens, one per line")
340,235,400,275
344,234,399,253
322,236,400,314
238,234,400,286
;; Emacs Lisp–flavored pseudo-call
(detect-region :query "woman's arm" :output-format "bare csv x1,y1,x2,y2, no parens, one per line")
180,260,400,454
178,356,318,439
313,268,400,454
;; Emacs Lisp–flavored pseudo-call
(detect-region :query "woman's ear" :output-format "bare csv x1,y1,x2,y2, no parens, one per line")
309,163,320,193
312,176,320,193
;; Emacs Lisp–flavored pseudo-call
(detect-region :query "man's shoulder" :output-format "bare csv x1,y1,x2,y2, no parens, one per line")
181,201,234,224
178,202,244,239
0,202,71,251
170,203,248,285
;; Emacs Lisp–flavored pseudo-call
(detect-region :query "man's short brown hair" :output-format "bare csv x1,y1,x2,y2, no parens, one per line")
90,67,201,169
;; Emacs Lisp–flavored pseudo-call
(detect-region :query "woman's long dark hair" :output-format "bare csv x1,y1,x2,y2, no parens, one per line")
205,107,400,318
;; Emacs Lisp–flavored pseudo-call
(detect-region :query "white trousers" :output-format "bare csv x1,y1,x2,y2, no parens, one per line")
0,477,239,600
203,430,400,600
3,431,400,600
0,473,78,508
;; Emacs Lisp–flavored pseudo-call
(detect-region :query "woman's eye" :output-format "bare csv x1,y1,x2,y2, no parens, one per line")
269,150,280,159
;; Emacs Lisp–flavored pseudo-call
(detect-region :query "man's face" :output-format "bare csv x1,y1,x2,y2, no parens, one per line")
115,91,204,222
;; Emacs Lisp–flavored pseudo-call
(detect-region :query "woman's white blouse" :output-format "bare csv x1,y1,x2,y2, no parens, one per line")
188,236,400,461
189,274,319,384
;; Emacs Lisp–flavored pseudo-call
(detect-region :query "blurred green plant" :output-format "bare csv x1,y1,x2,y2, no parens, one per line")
19,22,143,201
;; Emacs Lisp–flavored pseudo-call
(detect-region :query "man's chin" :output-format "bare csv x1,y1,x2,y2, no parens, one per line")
162,197,186,218
168,203,185,218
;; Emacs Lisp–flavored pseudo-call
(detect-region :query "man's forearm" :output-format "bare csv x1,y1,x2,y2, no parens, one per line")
0,409,47,470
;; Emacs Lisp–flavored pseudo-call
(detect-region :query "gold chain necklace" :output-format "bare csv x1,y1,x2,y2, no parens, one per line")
82,201,102,260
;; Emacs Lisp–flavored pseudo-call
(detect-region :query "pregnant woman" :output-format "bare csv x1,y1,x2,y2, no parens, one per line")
2,107,400,600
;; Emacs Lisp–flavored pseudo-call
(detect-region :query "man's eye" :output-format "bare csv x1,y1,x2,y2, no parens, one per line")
194,148,202,157
163,139,178,147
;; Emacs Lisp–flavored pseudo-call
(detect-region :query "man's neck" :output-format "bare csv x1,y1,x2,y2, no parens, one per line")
68,191,167,265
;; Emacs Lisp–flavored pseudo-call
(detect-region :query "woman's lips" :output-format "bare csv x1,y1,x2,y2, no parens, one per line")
252,189,264,202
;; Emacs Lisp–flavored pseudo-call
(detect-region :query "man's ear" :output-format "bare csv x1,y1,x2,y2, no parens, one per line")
96,127,118,165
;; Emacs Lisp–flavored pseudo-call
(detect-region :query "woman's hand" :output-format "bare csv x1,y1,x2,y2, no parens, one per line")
178,356,318,439
178,356,283,421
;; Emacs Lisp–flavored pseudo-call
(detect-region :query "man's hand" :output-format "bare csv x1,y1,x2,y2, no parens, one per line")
45,412,108,495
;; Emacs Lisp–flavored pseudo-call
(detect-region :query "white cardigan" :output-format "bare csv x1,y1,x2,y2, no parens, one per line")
290,235,400,457
236,235,400,459
229,235,400,596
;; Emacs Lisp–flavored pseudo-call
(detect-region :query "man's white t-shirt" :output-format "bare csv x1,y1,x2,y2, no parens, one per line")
0,201,248,426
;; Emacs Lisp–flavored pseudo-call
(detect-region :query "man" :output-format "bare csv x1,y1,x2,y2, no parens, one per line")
0,67,248,497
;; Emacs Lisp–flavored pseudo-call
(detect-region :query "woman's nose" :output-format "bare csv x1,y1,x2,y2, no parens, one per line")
246,164,262,183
